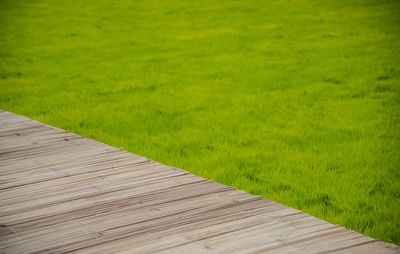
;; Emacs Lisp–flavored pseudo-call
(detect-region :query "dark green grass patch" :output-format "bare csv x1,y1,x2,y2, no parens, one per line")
1,0,399,244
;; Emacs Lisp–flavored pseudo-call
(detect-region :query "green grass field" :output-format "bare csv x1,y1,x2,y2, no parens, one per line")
1,0,399,245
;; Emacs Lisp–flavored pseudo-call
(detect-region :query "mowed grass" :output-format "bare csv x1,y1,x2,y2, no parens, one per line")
1,0,400,244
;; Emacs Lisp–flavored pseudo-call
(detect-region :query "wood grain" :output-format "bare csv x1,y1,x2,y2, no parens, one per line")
0,110,399,253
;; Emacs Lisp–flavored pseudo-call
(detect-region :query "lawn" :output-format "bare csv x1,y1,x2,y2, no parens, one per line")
1,0,399,245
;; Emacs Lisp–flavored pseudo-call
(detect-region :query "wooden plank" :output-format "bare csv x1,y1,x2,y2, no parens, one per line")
0,110,399,254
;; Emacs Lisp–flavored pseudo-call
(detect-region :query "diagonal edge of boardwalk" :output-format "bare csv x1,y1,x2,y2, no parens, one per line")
0,109,399,254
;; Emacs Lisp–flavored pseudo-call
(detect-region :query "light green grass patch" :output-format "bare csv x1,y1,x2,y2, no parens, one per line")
1,0,399,245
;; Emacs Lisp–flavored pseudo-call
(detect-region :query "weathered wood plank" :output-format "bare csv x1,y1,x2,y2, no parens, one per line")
0,110,399,254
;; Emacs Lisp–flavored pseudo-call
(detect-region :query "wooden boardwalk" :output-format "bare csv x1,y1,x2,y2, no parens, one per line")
0,110,399,254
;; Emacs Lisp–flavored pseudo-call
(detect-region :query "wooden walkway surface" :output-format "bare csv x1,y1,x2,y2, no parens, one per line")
0,110,399,254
